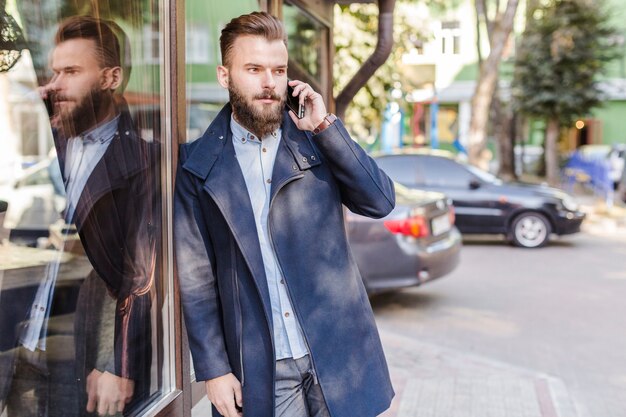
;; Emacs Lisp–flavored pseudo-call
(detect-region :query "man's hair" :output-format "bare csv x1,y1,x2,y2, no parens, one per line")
220,11,287,67
55,16,122,69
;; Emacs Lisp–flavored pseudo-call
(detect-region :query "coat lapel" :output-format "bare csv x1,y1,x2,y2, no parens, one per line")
183,105,271,310
270,114,321,202
182,106,324,316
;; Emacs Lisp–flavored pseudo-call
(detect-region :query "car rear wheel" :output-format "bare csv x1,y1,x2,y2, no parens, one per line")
510,212,551,248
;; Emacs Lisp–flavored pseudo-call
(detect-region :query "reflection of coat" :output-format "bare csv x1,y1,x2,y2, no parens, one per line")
174,104,396,417
55,110,159,404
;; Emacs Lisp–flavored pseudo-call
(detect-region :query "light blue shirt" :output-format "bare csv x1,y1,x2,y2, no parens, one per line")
64,116,119,222
230,116,309,360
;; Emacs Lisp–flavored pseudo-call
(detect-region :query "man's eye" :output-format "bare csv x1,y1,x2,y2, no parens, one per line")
275,69,286,75
248,68,258,73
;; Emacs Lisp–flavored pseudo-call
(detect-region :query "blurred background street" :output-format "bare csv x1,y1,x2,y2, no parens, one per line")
373,203,626,417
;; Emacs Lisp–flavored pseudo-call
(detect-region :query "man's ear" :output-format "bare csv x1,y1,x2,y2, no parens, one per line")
216,65,229,89
101,66,123,91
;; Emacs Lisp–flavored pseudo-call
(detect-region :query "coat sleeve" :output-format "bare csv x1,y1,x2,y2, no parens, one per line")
311,118,395,218
174,144,232,381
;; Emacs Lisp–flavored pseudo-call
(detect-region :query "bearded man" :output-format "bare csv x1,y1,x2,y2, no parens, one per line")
174,11,395,417
1,16,158,417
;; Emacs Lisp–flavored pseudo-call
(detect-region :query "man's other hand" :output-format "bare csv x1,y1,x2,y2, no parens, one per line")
86,369,135,415
205,373,243,417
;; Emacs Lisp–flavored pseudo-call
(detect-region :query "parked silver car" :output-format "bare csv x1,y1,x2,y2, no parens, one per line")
347,183,462,295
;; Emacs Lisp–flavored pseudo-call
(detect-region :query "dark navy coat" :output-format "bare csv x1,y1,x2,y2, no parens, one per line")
174,104,395,417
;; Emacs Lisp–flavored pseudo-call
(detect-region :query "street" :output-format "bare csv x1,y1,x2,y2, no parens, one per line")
373,225,626,417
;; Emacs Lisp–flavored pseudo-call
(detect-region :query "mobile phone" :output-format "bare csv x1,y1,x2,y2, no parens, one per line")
286,84,305,119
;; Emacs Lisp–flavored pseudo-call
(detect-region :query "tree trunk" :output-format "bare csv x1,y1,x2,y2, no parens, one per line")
468,0,519,166
493,93,515,180
545,117,560,186
334,0,396,120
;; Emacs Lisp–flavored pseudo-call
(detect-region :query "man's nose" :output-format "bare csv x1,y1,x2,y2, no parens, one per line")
48,73,62,91
261,70,276,90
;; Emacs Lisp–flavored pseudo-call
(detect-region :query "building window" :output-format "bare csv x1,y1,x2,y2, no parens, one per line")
440,20,461,55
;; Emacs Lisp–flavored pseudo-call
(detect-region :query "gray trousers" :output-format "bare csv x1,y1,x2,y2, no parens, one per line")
275,356,330,417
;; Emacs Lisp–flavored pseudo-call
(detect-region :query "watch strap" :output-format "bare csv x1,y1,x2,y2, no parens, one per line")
313,113,337,135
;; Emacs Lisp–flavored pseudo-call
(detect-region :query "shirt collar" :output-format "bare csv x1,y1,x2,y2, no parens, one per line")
230,115,280,145
80,115,120,144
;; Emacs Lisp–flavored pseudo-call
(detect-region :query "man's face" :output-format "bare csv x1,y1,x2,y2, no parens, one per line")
49,38,108,132
217,36,288,137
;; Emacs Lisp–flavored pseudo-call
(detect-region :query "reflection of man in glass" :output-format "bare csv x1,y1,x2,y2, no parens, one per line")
41,16,156,416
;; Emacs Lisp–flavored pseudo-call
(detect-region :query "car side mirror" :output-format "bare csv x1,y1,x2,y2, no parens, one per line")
469,179,482,190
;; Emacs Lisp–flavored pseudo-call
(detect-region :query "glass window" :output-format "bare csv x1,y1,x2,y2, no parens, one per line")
283,2,328,88
0,1,172,416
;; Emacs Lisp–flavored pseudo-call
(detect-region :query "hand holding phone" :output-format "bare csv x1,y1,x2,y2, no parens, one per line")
286,79,328,132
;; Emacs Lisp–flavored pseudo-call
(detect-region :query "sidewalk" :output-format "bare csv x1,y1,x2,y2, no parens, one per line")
378,329,583,417
574,192,626,235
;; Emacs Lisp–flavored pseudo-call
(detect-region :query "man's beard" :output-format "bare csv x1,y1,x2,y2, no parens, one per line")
229,83,285,138
53,86,106,136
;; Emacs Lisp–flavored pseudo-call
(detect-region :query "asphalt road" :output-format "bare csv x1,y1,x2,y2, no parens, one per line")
371,228,626,417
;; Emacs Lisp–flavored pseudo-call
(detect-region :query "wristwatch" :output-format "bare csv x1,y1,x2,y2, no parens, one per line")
313,113,337,135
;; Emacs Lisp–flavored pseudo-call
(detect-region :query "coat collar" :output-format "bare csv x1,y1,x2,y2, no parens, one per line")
183,103,321,181
57,112,152,227
182,103,322,313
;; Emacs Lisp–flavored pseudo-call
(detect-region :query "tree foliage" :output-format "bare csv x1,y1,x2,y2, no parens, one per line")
333,0,460,145
512,0,620,124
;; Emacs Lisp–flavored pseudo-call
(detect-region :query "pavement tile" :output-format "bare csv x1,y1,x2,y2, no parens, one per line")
379,329,582,417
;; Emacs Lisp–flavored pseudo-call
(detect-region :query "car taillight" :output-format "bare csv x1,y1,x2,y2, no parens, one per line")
384,215,430,238
448,205,456,225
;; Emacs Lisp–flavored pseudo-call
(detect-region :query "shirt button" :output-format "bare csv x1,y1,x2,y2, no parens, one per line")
262,148,267,153
40,307,44,311
250,135,255,140
266,179,272,184
284,312,290,318
280,279,284,284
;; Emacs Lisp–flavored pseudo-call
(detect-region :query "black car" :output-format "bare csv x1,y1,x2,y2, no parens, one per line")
373,150,586,248
347,183,462,294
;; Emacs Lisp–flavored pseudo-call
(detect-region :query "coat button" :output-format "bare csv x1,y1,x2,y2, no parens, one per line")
292,164,298,170
218,135,224,140
311,155,316,160
302,157,307,162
